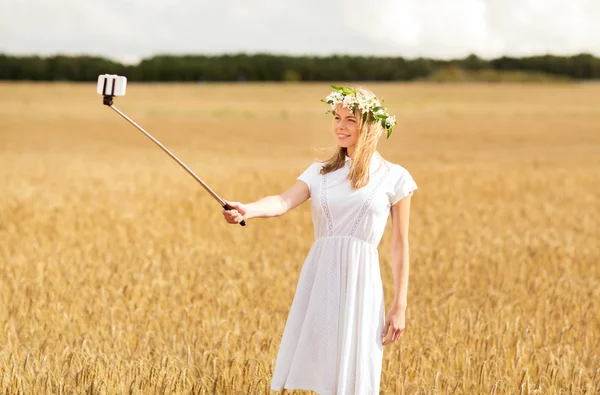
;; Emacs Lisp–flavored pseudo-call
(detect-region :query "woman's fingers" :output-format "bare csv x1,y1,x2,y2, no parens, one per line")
225,200,242,211
382,325,405,345
222,207,239,223
222,200,247,225
381,320,390,340
222,208,245,225
393,327,405,341
231,213,242,223
222,210,237,218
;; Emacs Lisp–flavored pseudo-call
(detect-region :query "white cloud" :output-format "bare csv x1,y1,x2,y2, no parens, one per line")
374,0,490,58
484,0,600,57
1,0,599,63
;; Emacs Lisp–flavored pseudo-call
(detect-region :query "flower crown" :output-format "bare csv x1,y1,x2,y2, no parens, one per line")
321,85,397,139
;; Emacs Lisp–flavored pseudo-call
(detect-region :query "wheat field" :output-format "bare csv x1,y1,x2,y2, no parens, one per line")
0,81,599,394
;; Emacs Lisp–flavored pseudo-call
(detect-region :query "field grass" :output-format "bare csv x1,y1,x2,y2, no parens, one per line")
0,81,599,394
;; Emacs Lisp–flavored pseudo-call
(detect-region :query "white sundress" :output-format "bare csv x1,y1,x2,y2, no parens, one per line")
270,153,418,395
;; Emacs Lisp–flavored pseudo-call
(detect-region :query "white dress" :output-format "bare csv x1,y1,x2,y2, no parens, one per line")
270,153,418,395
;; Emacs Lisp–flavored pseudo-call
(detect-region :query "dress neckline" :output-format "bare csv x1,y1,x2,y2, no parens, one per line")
325,153,387,188
344,152,383,166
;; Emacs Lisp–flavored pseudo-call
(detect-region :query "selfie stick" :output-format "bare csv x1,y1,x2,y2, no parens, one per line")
97,74,245,226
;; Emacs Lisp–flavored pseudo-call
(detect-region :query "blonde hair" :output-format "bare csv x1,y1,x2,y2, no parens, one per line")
320,86,386,190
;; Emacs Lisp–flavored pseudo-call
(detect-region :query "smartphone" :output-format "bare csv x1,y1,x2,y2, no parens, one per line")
97,74,127,96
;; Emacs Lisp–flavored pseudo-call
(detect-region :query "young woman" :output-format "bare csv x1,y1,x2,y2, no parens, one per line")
222,85,418,394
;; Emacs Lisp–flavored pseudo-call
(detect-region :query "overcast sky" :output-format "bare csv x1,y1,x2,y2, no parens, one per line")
1,0,599,64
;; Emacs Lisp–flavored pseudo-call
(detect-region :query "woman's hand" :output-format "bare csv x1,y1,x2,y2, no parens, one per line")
381,303,406,346
222,200,248,225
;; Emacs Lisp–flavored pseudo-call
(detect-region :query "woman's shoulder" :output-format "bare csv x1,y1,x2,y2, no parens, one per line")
379,157,416,182
379,156,409,173
378,157,418,200
308,161,325,172
300,161,326,178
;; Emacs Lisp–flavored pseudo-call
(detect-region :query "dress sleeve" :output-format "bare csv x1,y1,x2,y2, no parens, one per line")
297,162,317,195
390,165,418,205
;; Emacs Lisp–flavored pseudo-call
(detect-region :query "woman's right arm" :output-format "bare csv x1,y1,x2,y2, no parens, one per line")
222,180,310,224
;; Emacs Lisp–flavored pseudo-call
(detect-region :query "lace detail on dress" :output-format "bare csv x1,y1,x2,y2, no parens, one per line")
349,168,391,237
321,173,334,236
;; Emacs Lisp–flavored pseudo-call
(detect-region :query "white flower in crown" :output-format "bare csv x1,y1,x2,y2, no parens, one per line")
321,84,397,139
325,91,344,108
385,115,397,128
356,96,368,111
357,96,379,114
342,94,359,110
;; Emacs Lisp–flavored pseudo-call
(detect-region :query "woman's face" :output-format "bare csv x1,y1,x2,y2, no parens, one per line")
334,105,359,150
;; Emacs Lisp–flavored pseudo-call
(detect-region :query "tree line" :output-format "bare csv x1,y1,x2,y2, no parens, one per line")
1,53,599,82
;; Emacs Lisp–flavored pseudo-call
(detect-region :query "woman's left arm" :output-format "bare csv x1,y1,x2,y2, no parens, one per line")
390,193,413,307
382,192,413,345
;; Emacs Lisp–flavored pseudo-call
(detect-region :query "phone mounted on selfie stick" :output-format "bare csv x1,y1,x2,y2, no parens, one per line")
97,74,245,226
